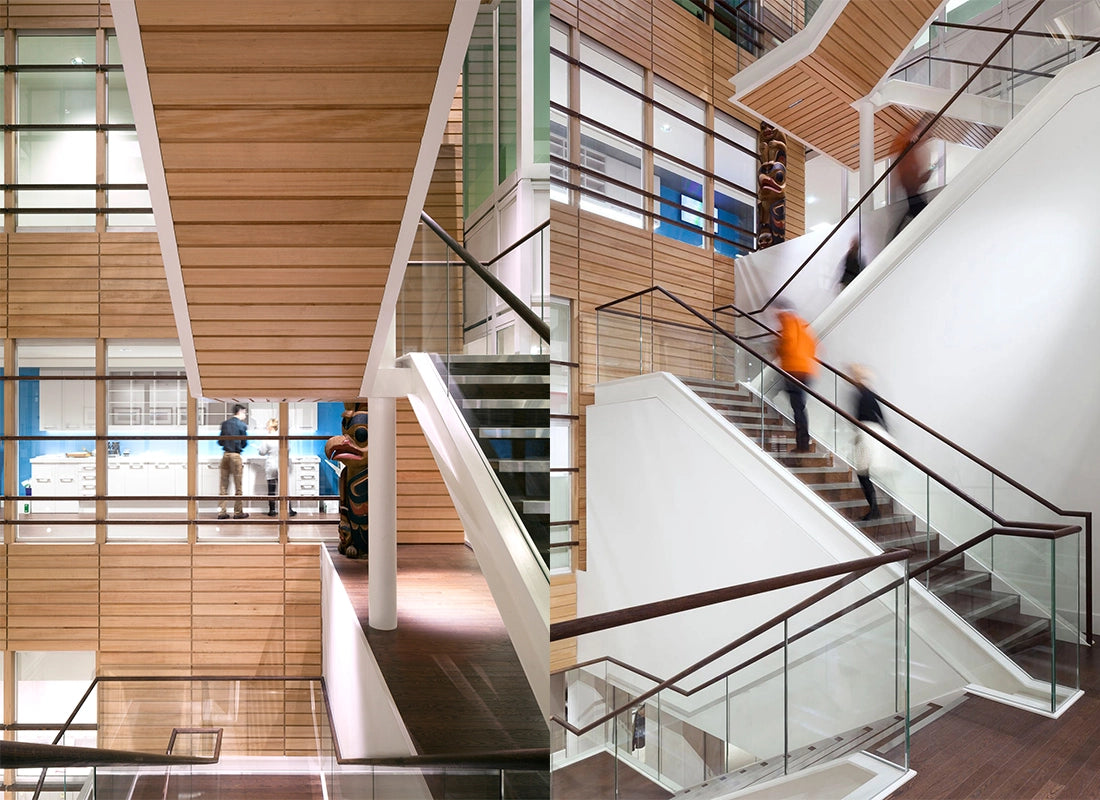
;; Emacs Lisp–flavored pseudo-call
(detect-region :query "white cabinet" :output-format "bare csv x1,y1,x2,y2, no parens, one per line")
29,456,95,512
38,372,95,431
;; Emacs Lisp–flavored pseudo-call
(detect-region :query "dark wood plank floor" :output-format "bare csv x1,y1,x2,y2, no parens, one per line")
552,751,674,800
887,644,1100,800
328,543,548,758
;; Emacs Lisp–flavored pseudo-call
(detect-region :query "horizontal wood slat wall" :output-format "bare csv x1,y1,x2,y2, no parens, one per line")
550,572,577,670
0,541,322,676
398,398,466,545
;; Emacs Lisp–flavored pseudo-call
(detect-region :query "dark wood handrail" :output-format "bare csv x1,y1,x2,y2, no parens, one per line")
419,211,550,343
742,0,1048,316
550,554,900,737
550,549,908,641
3,739,219,769
551,523,1079,728
597,285,1093,642
712,295,1094,641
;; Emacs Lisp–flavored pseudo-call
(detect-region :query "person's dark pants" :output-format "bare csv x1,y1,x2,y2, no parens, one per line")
267,477,277,514
894,192,928,237
785,373,811,451
858,472,878,519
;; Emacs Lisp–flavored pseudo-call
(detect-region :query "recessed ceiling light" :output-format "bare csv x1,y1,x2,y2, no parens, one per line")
71,56,85,65
788,98,803,108
659,123,672,133
806,195,817,204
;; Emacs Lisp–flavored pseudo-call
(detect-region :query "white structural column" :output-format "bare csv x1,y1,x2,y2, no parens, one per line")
368,394,398,631
859,100,876,199
367,320,400,631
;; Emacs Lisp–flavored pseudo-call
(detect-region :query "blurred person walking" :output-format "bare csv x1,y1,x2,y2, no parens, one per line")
850,365,891,521
891,117,937,237
774,301,818,454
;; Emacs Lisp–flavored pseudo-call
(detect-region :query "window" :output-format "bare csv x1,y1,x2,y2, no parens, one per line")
714,112,758,257
550,23,570,203
578,39,644,226
653,79,706,247
14,32,150,230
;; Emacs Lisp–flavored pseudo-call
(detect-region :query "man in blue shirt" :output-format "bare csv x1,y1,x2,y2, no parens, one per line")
217,404,249,519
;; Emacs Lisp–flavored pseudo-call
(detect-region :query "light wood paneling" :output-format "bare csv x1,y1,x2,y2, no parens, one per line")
550,572,577,670
5,545,100,650
734,0,941,170
132,0,459,401
397,399,465,545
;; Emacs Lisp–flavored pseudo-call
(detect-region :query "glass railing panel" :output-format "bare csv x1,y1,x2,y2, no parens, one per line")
652,667,728,790
724,642,787,791
1053,529,1083,705
786,563,909,783
558,660,611,774
596,297,645,383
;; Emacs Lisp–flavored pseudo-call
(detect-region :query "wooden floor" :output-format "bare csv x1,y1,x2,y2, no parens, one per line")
328,543,548,758
887,643,1100,799
552,751,673,800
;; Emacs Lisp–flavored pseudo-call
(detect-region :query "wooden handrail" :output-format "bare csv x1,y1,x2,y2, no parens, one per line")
550,554,900,737
3,740,219,769
551,524,1078,729
550,549,908,641
597,285,1092,642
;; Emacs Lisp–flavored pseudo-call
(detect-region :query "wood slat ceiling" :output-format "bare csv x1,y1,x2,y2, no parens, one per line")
129,0,459,401
734,0,942,169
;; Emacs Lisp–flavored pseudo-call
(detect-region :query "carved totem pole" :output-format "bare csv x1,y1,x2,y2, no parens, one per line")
324,402,369,558
757,122,788,249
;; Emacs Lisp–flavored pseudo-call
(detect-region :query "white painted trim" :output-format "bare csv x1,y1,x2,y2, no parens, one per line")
726,0,849,99
319,546,423,762
361,1,482,397
964,684,1084,720
111,1,202,398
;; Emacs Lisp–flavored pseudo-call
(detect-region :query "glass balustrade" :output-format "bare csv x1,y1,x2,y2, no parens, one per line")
397,217,551,571
596,287,1083,715
24,676,543,800
551,558,910,796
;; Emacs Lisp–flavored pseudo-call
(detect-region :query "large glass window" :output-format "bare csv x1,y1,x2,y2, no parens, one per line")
548,298,574,572
16,34,97,228
714,112,758,257
105,341,187,541
578,39,644,226
14,32,150,230
17,340,96,542
653,80,706,247
550,23,570,204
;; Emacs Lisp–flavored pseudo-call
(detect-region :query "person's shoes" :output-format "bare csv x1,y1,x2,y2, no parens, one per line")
217,513,230,520
789,445,812,453
267,510,277,517
289,509,298,517
860,509,881,521
232,512,249,519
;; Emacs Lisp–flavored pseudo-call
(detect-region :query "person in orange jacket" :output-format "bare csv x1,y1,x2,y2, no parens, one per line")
774,301,818,453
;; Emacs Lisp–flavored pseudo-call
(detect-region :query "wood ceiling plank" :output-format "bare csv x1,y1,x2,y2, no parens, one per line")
193,336,370,352
172,223,401,248
160,141,421,171
147,72,439,108
186,287,383,305
133,0,456,29
178,246,392,267
164,171,414,199
169,198,406,224
191,320,377,337
154,108,429,142
140,30,449,71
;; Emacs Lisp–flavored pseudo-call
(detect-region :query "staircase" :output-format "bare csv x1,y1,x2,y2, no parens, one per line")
681,376,1053,677
673,703,943,800
436,354,550,567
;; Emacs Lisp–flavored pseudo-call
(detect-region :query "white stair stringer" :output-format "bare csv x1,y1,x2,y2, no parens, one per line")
402,352,551,722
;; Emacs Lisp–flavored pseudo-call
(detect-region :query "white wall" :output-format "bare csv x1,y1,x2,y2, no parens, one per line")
812,55,1100,631
581,373,973,761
